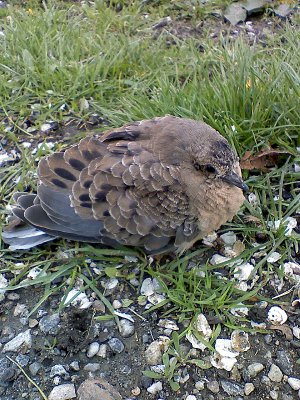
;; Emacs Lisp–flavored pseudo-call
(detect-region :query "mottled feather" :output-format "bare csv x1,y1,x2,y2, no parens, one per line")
3,115,247,253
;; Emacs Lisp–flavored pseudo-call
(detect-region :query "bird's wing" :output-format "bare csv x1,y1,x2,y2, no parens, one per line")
11,117,198,252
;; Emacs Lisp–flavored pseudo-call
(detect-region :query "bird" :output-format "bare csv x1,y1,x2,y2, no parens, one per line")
2,115,248,254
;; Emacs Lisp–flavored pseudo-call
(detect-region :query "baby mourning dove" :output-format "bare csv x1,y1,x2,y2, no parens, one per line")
2,116,248,253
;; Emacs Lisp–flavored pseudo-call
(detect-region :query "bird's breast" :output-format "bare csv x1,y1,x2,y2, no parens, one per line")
193,182,245,237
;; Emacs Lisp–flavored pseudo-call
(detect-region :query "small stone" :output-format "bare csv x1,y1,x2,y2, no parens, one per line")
119,319,135,338
195,380,205,390
207,380,220,393
28,318,39,328
275,350,293,375
234,263,254,281
2,329,32,353
112,300,122,309
147,381,162,395
242,0,266,14
158,318,179,331
97,344,108,358
48,383,76,400
87,342,100,358
288,377,300,390
108,338,124,353
268,364,283,382
50,365,69,379
274,3,293,18
39,313,60,334
7,292,20,301
93,300,105,313
220,231,237,246
267,252,281,263
224,3,247,25
247,362,265,378
15,355,30,367
13,303,28,317
40,121,59,133
29,361,42,376
145,342,161,365
1,325,15,341
265,334,272,344
186,396,197,400
63,289,93,309
268,306,288,325
244,382,255,395
69,361,80,371
83,363,101,372
103,278,119,291
140,278,155,296
53,376,61,385
220,380,244,396
0,358,15,384
231,330,250,352
77,378,122,400
270,390,278,400
261,375,271,386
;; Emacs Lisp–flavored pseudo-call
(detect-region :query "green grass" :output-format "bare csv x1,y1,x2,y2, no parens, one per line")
0,2,299,152
0,0,299,392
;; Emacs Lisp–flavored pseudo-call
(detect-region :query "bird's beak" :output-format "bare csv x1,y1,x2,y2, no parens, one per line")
222,172,249,193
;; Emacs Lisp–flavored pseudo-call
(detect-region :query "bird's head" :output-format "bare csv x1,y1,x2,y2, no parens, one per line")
155,116,248,193
189,138,248,193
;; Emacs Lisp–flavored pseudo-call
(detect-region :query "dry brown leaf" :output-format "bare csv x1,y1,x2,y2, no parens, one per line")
241,149,291,171
269,324,293,340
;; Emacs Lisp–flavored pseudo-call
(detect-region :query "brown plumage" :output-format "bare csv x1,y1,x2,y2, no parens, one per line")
2,116,248,253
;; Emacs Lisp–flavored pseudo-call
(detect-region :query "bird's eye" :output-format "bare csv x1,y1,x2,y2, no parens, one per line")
205,164,216,173
194,162,201,171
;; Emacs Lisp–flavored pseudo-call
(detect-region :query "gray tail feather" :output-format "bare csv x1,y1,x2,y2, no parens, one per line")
2,192,58,251
2,226,57,250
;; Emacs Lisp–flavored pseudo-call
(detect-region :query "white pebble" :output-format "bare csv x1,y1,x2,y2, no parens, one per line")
87,342,100,358
97,344,108,358
147,381,162,394
234,263,254,281
267,252,281,263
215,339,239,358
140,278,155,296
119,319,135,337
112,300,122,309
195,380,205,390
103,278,119,290
268,364,283,382
268,306,288,325
293,326,300,339
244,382,255,395
210,352,237,371
287,377,300,390
2,329,32,353
48,383,76,400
